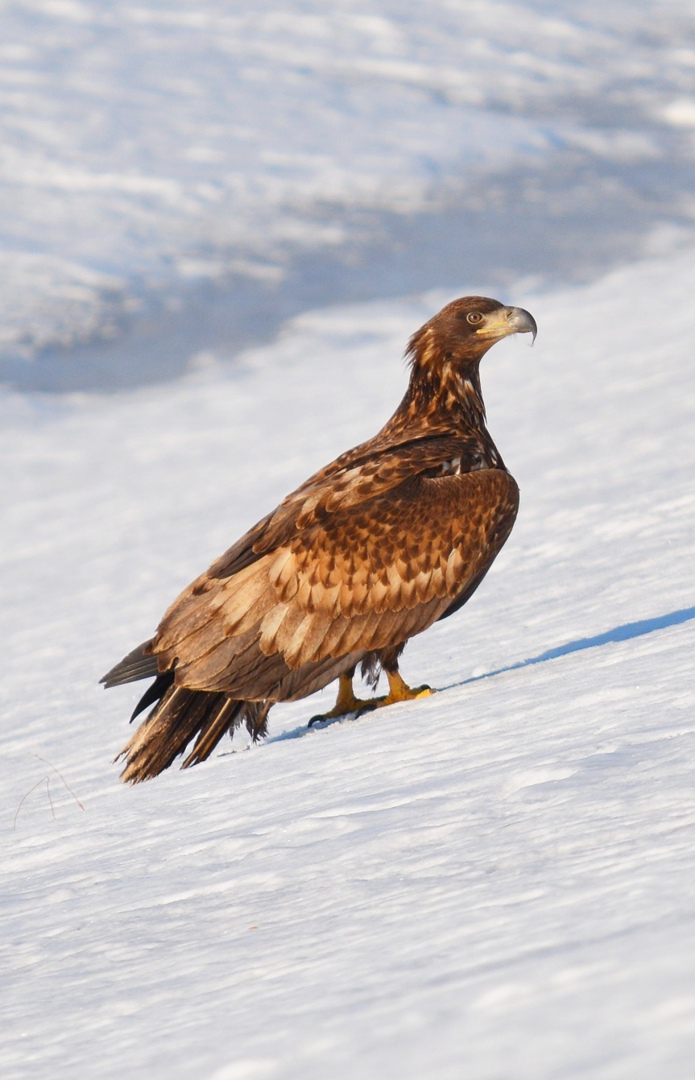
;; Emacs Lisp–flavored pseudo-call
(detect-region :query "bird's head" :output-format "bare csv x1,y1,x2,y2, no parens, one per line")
407,296,537,372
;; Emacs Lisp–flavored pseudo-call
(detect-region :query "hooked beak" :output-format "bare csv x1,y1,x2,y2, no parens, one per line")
476,306,537,345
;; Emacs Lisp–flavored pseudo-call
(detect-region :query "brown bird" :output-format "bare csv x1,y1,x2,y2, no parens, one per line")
102,296,536,782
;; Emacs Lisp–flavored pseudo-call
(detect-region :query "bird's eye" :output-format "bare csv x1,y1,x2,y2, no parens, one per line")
466,311,484,325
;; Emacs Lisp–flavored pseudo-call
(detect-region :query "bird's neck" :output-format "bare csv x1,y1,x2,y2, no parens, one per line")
386,351,489,439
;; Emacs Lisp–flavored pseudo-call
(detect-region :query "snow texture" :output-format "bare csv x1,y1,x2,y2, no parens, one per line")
1,0,695,386
2,248,695,1079
2,2,695,1078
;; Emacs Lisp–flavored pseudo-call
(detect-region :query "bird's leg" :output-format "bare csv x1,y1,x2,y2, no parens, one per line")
308,668,376,726
308,656,435,727
379,668,434,706
356,649,434,712
358,669,434,712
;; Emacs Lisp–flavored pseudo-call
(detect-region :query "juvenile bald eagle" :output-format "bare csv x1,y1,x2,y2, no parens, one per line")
102,296,536,782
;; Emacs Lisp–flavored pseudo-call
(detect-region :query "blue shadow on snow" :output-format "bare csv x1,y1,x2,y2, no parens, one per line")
447,604,695,690
267,605,695,743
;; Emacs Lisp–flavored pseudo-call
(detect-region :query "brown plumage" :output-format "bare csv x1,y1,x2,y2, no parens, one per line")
102,295,536,782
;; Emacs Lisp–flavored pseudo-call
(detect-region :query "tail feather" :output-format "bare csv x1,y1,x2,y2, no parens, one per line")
117,678,270,784
101,641,159,687
130,672,175,721
182,698,271,770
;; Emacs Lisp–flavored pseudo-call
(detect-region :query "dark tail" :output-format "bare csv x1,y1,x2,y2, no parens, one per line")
102,641,270,783
117,683,271,783
100,640,159,687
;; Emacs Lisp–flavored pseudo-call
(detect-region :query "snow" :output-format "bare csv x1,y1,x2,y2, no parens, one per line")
2,0,695,387
2,2,695,1077
2,247,694,1078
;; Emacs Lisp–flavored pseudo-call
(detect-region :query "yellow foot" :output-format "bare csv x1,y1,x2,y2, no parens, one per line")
384,671,435,704
308,695,380,726
308,672,377,726
357,681,435,713
308,671,435,726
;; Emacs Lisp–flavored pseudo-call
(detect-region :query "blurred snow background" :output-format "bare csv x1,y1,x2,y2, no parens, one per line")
1,0,694,387
2,3,695,1078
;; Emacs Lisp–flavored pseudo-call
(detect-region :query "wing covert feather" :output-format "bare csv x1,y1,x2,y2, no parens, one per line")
150,468,517,695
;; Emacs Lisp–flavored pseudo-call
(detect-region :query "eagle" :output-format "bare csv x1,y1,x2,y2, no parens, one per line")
102,296,536,782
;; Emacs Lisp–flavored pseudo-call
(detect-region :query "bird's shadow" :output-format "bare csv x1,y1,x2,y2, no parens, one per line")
267,605,695,745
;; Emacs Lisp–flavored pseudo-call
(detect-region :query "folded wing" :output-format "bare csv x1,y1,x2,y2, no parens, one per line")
150,467,519,700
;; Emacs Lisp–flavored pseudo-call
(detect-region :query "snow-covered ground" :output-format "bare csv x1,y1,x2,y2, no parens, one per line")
2,247,694,1078
1,0,695,387
2,1,695,1077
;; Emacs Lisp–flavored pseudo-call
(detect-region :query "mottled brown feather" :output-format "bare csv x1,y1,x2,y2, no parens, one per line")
147,469,516,697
